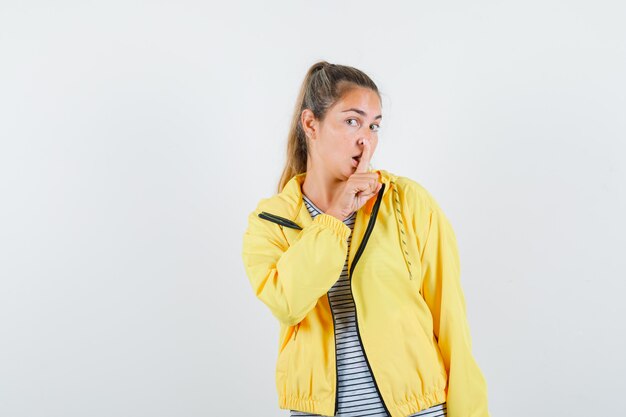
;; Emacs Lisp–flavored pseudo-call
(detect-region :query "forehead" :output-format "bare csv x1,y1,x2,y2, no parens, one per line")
331,87,381,115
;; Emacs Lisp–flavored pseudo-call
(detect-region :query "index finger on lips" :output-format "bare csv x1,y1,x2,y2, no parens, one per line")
355,139,371,174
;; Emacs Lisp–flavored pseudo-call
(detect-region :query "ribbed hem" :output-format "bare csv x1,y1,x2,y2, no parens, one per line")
279,387,447,417
279,395,335,416
313,213,351,240
392,387,448,417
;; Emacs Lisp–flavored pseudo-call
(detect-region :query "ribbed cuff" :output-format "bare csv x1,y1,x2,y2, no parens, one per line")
313,213,352,241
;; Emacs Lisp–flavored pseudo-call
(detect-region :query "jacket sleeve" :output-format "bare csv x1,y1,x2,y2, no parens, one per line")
241,207,352,327
417,192,491,417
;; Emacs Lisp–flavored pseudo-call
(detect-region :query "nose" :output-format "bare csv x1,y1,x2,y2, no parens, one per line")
358,128,374,145
358,136,373,148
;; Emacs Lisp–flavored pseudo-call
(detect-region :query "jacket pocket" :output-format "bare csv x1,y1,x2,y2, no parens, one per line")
276,323,299,375
276,323,299,374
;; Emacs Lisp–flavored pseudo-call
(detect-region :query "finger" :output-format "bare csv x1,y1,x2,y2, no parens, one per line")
356,180,381,198
350,177,377,194
354,138,372,174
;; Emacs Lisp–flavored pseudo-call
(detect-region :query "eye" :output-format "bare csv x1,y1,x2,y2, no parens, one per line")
347,118,381,132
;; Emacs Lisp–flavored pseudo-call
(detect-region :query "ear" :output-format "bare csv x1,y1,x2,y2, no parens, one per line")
301,108,318,140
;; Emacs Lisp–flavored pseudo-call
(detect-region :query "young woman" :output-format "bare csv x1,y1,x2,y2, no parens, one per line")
241,61,490,417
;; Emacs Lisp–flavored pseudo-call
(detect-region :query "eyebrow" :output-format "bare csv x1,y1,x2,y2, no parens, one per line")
341,108,382,120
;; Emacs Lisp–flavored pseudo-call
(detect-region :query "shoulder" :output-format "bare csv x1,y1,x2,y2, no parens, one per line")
243,192,293,249
380,170,458,245
244,176,303,234
249,191,300,220
380,169,440,213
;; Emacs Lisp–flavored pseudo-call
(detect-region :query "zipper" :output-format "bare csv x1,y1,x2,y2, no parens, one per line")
258,211,303,230
334,183,390,417
293,322,300,341
259,184,389,415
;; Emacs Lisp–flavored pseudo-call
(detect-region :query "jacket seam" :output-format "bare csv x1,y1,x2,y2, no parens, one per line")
390,179,416,280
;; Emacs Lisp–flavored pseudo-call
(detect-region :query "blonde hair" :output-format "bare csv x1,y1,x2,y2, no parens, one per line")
277,61,381,193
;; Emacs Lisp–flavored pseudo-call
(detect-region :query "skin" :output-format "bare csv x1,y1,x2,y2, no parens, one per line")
300,86,383,219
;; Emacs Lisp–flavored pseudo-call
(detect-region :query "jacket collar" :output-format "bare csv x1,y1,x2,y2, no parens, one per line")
279,168,393,230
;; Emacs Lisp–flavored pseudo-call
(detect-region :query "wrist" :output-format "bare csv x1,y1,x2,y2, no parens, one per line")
325,210,345,221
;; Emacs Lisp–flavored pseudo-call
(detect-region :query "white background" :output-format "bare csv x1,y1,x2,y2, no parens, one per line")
1,1,625,416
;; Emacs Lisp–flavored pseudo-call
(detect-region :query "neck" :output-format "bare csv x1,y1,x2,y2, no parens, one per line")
300,167,344,214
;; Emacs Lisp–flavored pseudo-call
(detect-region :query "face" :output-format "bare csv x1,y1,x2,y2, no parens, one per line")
302,86,382,181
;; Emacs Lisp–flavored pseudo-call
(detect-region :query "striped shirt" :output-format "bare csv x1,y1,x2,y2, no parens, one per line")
289,194,447,417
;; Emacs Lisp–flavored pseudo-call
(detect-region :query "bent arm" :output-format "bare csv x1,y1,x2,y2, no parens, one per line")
242,209,351,327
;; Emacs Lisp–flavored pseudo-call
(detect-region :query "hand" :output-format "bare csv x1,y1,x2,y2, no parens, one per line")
326,138,382,220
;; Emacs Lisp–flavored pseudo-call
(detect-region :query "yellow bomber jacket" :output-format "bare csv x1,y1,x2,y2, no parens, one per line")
241,169,490,417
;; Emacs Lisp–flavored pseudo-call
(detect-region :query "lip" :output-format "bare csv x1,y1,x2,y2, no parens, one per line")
351,157,360,167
